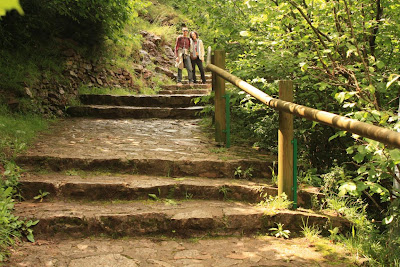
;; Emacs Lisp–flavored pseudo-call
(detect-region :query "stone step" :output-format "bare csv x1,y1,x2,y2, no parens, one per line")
160,84,211,90
79,94,203,108
159,89,211,95
67,105,204,119
16,156,271,179
174,74,212,80
16,118,274,178
79,94,206,107
180,80,211,85
19,173,319,207
14,200,349,238
7,236,361,267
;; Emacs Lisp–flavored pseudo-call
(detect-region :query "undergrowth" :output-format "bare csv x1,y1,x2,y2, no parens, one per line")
0,104,51,262
0,44,65,97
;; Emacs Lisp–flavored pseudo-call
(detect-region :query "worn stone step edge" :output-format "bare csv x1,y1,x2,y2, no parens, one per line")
67,105,204,119
19,174,317,208
160,84,211,90
180,80,211,85
174,73,212,77
174,74,212,80
16,156,272,179
158,89,211,95
79,94,206,107
15,200,350,238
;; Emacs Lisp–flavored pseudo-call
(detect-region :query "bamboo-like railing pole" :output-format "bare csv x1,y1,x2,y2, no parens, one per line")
205,47,400,149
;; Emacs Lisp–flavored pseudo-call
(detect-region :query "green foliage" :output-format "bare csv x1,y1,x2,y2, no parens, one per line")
0,104,50,158
218,185,230,200
0,45,64,96
258,193,293,210
301,218,321,241
184,191,193,200
148,188,162,201
0,106,50,262
0,0,149,48
320,195,400,266
0,166,39,261
0,0,23,16
171,1,400,263
269,223,290,239
269,162,278,186
33,190,49,202
148,193,160,201
328,227,340,243
0,0,151,97
298,168,322,187
234,166,253,180
193,93,214,117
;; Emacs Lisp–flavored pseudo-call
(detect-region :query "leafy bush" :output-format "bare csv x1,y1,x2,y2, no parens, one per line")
0,0,23,16
0,0,147,48
0,105,50,262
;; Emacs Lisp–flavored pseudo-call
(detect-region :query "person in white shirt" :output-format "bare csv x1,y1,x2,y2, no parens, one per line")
189,31,206,84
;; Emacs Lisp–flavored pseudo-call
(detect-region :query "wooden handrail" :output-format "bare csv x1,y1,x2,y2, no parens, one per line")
205,47,400,149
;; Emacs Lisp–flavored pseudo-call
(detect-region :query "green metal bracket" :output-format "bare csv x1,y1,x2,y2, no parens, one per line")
222,94,231,148
292,138,298,210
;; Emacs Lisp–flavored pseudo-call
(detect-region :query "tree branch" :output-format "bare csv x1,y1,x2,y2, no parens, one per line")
343,0,380,110
369,0,383,57
287,0,338,71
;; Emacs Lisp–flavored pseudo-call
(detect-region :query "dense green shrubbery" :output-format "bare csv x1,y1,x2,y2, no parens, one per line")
0,0,145,48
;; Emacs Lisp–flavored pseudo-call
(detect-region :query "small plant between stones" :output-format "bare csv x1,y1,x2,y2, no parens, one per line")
65,169,79,176
269,223,290,239
219,185,231,200
328,227,340,243
33,190,50,202
269,162,277,185
209,147,227,154
234,166,253,179
301,218,322,241
148,188,162,201
185,190,193,200
258,193,293,210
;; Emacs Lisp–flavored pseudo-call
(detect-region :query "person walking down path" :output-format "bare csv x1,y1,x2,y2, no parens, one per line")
175,26,193,85
190,31,206,84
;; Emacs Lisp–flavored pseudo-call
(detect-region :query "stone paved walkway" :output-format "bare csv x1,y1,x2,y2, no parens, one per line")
22,118,268,161
8,236,360,266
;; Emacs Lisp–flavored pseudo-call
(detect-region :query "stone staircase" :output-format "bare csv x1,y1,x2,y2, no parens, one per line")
67,94,206,119
159,74,212,95
14,79,349,241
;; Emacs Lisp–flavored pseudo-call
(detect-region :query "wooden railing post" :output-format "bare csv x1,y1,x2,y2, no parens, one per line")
278,80,294,200
213,50,226,143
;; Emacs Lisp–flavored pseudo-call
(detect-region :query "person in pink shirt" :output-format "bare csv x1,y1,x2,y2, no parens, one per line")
175,26,193,85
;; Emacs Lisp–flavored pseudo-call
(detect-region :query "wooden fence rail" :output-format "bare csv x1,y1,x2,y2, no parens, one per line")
205,47,400,199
